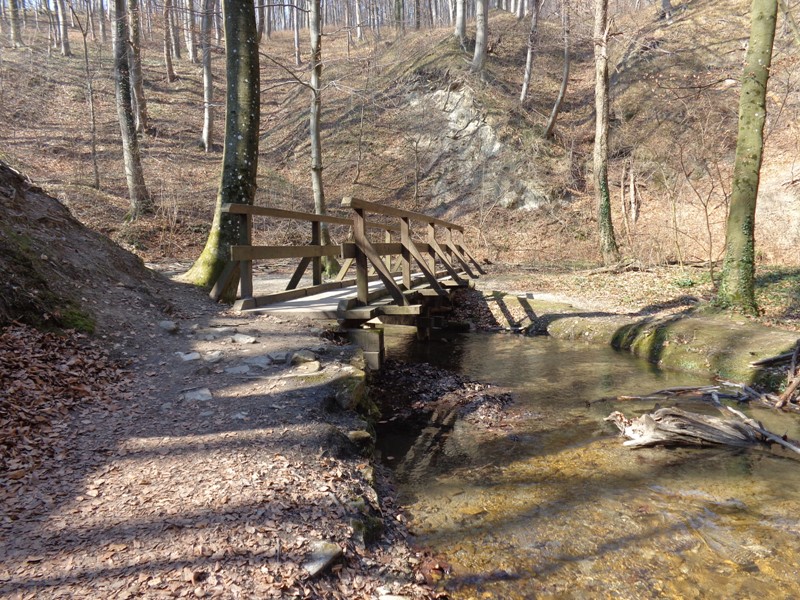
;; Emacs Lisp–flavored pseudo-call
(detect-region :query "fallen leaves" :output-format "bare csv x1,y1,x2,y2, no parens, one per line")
0,323,128,483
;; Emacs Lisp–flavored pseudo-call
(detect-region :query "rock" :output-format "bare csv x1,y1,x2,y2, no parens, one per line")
269,352,289,364
302,540,342,578
294,360,321,374
347,430,373,448
243,355,272,369
291,350,317,364
203,351,223,364
183,388,213,402
231,333,257,344
224,365,251,375
158,320,178,333
231,411,248,420
176,351,201,362
378,595,412,600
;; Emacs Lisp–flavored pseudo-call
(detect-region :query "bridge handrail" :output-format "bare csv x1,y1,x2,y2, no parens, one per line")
341,197,464,232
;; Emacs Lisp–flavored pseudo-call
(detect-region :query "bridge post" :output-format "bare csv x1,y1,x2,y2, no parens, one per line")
426,223,437,273
238,212,254,300
401,217,412,290
352,207,370,305
311,221,322,285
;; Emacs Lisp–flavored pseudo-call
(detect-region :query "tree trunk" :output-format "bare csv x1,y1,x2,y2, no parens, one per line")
471,0,487,71
544,0,569,136
9,0,24,47
660,0,672,19
182,0,260,289
184,0,198,62
355,0,364,40
718,0,778,313
519,0,541,104
293,0,302,65
593,0,619,265
57,0,72,56
454,0,464,42
201,0,214,151
98,0,108,40
128,0,149,133
170,0,182,59
163,0,177,81
309,0,338,276
113,0,151,219
257,0,266,41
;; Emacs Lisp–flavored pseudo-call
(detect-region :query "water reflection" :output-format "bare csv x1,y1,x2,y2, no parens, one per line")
384,332,800,599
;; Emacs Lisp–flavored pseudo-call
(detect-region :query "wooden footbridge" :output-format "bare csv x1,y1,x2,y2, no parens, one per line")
211,197,485,367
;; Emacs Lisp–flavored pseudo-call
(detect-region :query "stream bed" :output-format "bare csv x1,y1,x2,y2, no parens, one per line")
381,332,800,599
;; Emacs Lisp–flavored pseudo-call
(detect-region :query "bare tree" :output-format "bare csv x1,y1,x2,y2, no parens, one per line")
520,0,542,104
128,0,149,133
112,0,151,218
56,0,72,56
471,0,487,71
9,0,24,47
718,0,779,313
309,0,339,275
163,0,177,81
593,0,619,264
454,0,465,43
544,0,569,138
200,0,214,151
182,0,260,289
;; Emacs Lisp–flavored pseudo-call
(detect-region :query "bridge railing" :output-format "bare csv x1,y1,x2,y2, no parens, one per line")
212,199,483,310
339,197,484,306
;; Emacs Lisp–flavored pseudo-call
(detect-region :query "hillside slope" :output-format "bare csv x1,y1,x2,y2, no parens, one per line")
0,0,797,268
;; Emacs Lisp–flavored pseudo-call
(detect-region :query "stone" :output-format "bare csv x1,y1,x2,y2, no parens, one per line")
224,365,250,375
291,350,317,364
243,355,272,369
158,320,178,333
183,388,213,402
269,352,289,364
176,351,201,362
294,360,321,374
231,412,248,420
231,333,257,344
302,540,342,578
203,351,223,364
347,430,373,447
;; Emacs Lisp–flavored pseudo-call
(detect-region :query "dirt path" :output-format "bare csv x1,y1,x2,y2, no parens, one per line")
1,280,433,599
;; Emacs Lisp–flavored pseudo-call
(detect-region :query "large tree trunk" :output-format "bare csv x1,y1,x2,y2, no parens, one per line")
471,0,487,71
128,0,149,133
309,0,338,276
543,1,569,137
519,0,541,104
593,0,619,265
9,0,24,47
200,0,214,151
293,0,302,65
113,0,151,219
182,0,260,289
718,0,778,313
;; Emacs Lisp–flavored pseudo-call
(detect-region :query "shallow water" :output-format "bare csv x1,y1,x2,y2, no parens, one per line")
385,333,800,599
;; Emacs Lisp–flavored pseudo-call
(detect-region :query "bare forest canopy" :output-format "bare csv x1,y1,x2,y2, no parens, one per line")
0,0,798,268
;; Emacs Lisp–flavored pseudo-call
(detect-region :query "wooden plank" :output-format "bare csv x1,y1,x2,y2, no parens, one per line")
456,238,486,275
222,203,400,231
223,203,352,225
353,209,370,305
311,221,321,286
231,244,341,260
402,231,446,296
401,218,412,291
428,233,464,284
335,257,354,281
353,208,408,306
249,279,357,307
445,228,476,279
287,257,312,290
209,261,240,302
341,242,403,259
342,196,464,232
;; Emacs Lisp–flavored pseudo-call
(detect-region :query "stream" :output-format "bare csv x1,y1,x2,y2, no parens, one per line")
381,332,800,599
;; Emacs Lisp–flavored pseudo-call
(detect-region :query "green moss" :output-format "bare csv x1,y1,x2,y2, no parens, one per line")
60,305,96,333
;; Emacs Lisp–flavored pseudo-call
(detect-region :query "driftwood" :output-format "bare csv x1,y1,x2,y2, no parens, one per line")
605,408,760,449
606,401,800,455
